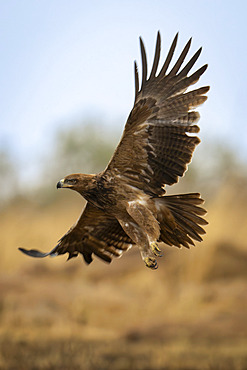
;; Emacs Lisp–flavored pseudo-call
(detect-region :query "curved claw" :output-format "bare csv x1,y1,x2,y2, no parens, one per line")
150,242,163,257
144,256,158,270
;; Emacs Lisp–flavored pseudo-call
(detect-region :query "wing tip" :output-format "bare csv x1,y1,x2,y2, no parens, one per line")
139,36,148,88
18,247,51,258
139,35,144,47
201,85,210,94
134,60,139,101
149,30,162,80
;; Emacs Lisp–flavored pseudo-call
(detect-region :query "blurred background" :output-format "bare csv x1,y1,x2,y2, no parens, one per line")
0,1,247,369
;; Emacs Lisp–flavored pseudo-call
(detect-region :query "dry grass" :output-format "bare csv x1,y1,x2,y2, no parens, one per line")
0,182,247,369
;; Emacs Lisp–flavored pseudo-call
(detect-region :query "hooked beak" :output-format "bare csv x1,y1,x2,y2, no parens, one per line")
56,179,64,189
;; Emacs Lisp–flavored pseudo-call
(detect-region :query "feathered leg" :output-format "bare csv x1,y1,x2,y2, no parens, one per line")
118,201,161,269
118,218,158,269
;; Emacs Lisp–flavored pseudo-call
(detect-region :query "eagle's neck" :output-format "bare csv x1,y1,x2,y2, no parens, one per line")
79,173,115,210
76,174,98,196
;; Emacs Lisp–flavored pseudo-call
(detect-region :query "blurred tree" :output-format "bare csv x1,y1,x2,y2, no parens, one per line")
166,138,247,200
193,140,246,198
55,123,115,175
53,121,117,175
0,148,19,207
36,118,119,203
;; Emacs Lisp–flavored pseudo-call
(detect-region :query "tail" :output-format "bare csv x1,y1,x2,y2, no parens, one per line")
155,193,208,248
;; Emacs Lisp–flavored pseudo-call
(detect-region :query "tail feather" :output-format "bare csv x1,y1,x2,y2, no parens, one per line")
156,193,207,249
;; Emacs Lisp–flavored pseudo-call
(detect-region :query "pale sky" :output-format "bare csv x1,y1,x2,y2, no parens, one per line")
0,1,247,183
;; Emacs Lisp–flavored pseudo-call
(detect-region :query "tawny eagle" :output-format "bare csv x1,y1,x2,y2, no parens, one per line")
19,32,209,269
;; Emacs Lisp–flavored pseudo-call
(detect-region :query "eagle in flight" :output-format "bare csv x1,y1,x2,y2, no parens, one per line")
19,32,209,269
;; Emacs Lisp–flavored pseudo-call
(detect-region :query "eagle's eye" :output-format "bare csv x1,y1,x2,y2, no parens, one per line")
66,178,78,185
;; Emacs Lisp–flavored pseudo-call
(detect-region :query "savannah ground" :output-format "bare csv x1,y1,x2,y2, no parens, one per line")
0,179,247,369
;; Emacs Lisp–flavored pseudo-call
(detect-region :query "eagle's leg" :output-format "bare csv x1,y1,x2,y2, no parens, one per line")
118,201,161,269
126,200,160,243
127,201,162,267
119,219,158,269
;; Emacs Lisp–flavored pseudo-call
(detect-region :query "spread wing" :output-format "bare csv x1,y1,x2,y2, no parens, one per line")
19,202,133,264
104,32,209,195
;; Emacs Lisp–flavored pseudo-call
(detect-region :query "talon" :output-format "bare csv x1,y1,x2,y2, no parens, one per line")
144,257,158,270
150,242,163,257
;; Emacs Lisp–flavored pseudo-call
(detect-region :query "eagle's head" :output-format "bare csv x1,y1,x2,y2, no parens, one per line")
57,173,95,194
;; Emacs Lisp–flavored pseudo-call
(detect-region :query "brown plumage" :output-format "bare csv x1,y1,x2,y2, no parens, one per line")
19,32,209,269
